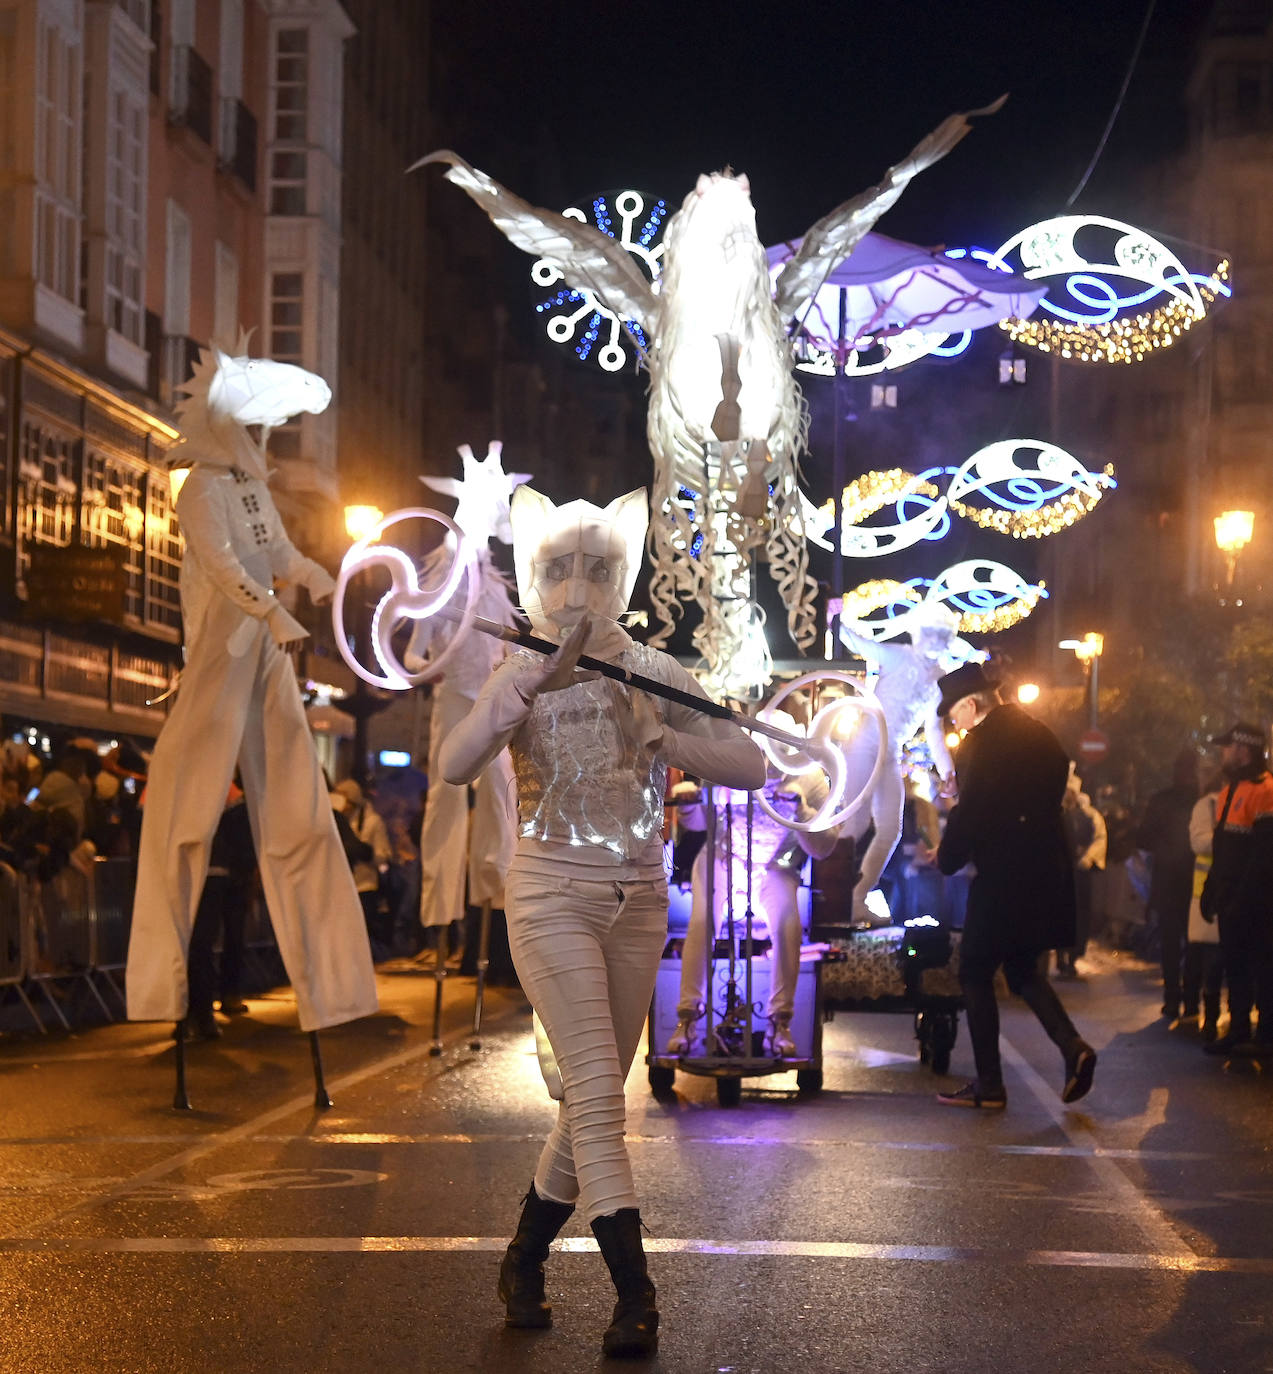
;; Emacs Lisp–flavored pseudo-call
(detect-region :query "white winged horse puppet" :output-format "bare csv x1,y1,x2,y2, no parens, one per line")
411,98,1004,697
406,442,529,931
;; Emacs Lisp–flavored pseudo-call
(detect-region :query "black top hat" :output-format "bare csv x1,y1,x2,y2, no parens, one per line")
936,661,1002,719
1209,721,1267,754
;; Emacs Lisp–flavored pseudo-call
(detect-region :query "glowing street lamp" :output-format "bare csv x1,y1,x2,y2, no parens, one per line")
344,504,384,543
1017,682,1041,705
1060,632,1104,728
1214,509,1254,588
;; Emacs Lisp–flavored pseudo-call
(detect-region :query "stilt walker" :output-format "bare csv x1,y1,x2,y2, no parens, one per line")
407,443,525,1050
125,339,378,1106
440,484,766,1359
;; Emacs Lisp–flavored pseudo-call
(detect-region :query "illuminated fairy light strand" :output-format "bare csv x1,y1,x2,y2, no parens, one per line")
1000,262,1230,365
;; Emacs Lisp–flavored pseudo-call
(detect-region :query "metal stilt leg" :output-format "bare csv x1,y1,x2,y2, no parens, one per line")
309,1030,333,1109
469,900,492,1050
430,924,447,1056
173,1021,192,1111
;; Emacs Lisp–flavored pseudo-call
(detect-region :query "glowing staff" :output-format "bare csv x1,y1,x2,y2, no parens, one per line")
754,671,889,835
332,512,875,831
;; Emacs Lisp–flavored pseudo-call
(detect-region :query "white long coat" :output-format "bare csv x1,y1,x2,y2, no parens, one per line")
126,465,378,1031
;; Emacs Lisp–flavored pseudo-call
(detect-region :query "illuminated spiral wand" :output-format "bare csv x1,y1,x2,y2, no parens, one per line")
333,508,888,832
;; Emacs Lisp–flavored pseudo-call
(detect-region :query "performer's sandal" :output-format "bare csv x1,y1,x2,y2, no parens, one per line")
498,1184,575,1328
936,1080,1007,1109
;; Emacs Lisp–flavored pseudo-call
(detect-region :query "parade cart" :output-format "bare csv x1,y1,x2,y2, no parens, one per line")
817,916,964,1075
646,935,830,1104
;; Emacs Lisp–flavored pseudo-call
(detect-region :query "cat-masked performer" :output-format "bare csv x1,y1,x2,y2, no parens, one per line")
126,342,377,1033
440,485,764,1359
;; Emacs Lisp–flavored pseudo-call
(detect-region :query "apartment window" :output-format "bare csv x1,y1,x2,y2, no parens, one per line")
164,200,191,337
214,241,239,344
272,28,308,142
269,150,306,215
106,90,145,343
34,20,81,301
219,0,243,101
269,271,304,361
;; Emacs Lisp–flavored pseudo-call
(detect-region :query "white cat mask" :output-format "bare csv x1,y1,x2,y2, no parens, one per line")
510,486,648,641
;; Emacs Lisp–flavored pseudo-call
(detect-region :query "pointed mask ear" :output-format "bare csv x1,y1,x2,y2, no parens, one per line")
420,474,462,498
510,485,557,603
603,489,648,607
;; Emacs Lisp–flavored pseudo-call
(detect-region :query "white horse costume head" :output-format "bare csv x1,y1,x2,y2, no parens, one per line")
510,487,647,647
172,335,332,481
420,441,531,548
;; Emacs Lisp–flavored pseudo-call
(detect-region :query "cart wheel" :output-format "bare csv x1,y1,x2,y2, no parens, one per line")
716,1075,742,1108
915,1011,932,1065
648,1064,676,1096
796,1068,823,1095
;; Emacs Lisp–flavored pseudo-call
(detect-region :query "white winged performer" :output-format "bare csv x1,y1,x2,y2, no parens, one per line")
411,97,1004,696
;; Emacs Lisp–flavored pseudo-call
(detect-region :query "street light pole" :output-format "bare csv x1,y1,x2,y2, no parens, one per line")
1060,632,1104,729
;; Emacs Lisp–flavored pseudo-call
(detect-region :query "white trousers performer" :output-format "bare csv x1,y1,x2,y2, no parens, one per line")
420,686,515,927
127,612,377,1031
506,868,667,1218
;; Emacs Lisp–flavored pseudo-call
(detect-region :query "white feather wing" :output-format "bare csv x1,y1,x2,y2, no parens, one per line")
773,97,1006,323
412,150,658,333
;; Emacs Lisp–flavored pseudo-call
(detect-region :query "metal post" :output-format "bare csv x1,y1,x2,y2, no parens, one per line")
429,923,447,1056
173,1022,191,1110
469,900,492,1050
309,1030,333,1109
702,786,716,1053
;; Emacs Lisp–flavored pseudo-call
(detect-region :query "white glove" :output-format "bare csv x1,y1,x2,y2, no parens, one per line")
611,683,663,754
517,618,599,698
267,601,310,648
305,565,336,605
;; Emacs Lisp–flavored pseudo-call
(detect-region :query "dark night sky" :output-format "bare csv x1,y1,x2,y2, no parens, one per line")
434,0,1209,251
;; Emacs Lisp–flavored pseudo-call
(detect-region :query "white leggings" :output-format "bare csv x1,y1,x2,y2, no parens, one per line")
505,865,668,1223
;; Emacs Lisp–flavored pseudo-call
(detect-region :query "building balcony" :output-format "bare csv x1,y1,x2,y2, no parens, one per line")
218,98,258,193
168,45,213,146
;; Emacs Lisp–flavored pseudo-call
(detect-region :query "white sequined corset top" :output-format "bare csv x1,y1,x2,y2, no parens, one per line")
509,645,670,861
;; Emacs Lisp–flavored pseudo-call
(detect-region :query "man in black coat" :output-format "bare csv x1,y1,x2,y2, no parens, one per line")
933,662,1097,1108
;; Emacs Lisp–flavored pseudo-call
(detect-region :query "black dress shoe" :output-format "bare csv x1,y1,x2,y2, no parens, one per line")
219,999,249,1015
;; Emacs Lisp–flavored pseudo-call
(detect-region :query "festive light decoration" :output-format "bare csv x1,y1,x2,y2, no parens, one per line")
531,190,668,372
417,104,1021,697
989,215,1231,365
839,559,1048,639
824,441,1116,557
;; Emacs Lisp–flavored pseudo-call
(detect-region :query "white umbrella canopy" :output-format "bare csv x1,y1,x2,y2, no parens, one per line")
767,233,1045,374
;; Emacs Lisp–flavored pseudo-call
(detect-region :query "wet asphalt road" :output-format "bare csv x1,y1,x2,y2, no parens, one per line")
1,949,1271,1374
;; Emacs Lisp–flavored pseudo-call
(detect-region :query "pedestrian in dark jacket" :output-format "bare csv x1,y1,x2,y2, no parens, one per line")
1200,722,1273,1057
1136,748,1200,1019
932,662,1097,1109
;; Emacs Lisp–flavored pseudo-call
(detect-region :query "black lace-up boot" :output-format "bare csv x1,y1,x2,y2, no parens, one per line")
589,1207,659,1358
497,1184,575,1328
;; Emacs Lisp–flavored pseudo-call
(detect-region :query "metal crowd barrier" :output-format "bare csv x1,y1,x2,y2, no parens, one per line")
0,856,287,1035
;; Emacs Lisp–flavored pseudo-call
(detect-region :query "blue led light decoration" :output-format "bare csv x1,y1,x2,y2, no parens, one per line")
530,190,668,372
824,440,1117,559
988,216,1231,365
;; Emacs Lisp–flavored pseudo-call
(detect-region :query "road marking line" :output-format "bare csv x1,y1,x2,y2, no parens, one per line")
0,1234,1267,1271
0,1010,519,1241
999,1035,1194,1259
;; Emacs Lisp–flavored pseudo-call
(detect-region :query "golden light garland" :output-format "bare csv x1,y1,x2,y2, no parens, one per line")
827,469,942,529
998,263,1229,365
840,578,1047,635
948,465,1115,538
